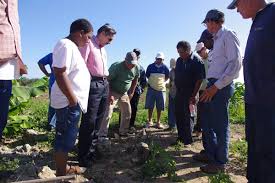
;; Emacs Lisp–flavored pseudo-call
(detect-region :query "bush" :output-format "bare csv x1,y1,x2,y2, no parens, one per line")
230,139,248,163
208,172,234,183
142,142,178,180
229,82,245,124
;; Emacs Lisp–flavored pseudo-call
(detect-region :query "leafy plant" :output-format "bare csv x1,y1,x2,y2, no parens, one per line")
142,142,178,181
230,139,247,163
208,172,234,183
229,82,245,124
0,157,20,172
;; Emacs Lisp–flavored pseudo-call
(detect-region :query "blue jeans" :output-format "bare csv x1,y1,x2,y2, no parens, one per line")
48,87,55,125
201,79,234,165
168,95,176,128
54,104,81,153
245,103,275,183
0,80,12,139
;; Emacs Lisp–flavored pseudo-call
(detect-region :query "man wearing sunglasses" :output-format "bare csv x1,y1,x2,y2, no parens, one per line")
78,23,116,167
198,9,242,174
228,0,275,182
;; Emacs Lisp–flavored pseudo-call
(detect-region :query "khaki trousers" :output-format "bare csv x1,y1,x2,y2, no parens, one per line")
98,91,131,137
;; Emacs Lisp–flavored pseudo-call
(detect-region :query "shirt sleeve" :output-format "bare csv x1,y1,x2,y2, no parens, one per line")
52,41,73,73
215,31,242,89
108,63,118,81
38,53,53,66
145,64,151,78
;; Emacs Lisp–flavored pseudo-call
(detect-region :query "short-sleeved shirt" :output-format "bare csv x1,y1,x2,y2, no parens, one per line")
50,38,91,113
175,53,205,96
108,61,140,95
243,3,275,106
38,53,55,88
146,63,169,91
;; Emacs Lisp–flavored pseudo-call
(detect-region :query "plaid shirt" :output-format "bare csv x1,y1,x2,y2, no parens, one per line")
0,0,26,74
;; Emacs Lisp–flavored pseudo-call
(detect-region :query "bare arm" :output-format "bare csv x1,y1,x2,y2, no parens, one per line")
38,63,50,77
190,79,203,104
128,77,138,99
53,67,77,106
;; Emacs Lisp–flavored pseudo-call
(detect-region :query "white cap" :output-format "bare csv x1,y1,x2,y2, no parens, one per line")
195,42,205,52
170,58,176,69
155,52,165,59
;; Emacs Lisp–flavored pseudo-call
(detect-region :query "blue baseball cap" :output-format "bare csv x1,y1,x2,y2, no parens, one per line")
227,0,237,9
202,9,225,23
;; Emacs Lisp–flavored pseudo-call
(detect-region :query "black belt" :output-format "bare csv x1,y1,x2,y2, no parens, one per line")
91,76,107,81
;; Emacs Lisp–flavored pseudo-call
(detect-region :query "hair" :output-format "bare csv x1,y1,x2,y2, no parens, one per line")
97,23,116,36
176,41,191,51
70,18,93,34
133,48,141,57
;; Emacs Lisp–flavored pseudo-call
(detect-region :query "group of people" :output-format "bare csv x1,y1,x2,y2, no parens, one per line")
0,0,274,182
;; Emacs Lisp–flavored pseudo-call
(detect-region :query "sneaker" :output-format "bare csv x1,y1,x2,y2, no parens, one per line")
200,164,225,174
193,153,211,163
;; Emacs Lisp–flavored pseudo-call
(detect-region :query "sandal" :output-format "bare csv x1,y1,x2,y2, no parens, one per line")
155,123,164,129
66,165,86,175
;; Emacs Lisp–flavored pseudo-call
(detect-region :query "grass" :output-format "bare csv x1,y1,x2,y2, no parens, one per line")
230,139,248,163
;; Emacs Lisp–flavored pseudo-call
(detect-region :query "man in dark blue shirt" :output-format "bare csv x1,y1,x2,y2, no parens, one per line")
174,41,205,146
38,53,55,130
228,1,275,182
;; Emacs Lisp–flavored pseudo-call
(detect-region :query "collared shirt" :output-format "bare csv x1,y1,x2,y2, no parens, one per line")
146,63,169,91
207,26,242,89
175,53,205,95
37,53,55,88
0,0,22,61
51,39,91,113
244,3,275,106
108,61,140,95
79,35,109,77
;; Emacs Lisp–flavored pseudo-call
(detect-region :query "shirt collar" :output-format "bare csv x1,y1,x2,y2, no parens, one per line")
92,35,102,48
213,25,225,40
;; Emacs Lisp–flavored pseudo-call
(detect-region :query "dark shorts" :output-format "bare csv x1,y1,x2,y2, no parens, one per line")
54,104,81,153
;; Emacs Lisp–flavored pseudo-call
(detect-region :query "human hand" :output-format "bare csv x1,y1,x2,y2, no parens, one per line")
200,85,218,102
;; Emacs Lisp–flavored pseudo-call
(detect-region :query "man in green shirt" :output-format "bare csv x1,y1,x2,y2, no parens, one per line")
98,52,140,138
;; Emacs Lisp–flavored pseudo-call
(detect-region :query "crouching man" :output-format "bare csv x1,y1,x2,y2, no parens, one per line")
98,52,140,139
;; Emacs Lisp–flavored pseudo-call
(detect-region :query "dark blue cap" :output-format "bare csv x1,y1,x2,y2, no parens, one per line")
202,9,224,23
197,29,213,43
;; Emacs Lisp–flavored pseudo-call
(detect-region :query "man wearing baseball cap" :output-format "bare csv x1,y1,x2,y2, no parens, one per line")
228,0,275,182
145,52,169,129
98,52,140,138
197,9,242,174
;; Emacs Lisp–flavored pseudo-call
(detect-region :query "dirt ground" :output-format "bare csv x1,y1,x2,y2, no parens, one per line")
0,123,247,183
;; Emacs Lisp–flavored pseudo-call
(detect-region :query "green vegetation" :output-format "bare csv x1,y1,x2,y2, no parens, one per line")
4,77,49,136
0,157,20,172
208,173,234,183
230,139,248,163
229,82,245,124
142,142,179,181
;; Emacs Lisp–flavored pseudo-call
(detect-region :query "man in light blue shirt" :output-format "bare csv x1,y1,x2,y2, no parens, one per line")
196,9,242,174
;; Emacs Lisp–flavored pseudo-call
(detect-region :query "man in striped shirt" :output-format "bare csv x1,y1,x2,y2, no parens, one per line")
0,0,27,141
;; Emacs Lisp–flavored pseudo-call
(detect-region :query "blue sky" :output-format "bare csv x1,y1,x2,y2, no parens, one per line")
19,0,271,80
